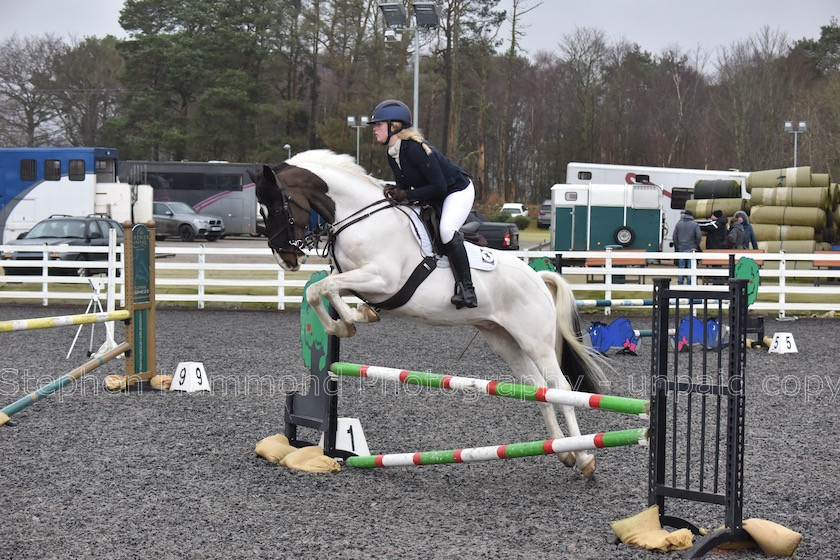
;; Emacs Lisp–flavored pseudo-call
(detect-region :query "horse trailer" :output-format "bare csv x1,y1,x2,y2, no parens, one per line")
550,182,663,251
564,162,750,249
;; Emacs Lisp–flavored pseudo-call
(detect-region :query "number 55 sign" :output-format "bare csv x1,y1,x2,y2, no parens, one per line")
768,333,798,354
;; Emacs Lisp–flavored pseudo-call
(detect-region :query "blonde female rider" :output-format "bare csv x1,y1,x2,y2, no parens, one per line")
369,99,477,309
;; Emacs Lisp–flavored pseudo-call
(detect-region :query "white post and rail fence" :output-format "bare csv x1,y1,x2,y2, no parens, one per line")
1,244,839,316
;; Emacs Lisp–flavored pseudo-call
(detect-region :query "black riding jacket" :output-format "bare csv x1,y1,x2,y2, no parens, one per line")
387,139,471,210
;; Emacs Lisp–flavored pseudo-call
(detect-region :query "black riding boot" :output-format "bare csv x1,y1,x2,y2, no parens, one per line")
445,232,478,309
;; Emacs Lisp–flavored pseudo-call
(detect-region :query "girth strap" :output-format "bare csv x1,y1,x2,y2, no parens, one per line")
372,256,437,311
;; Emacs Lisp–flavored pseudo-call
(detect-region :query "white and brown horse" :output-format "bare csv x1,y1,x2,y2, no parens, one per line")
251,149,609,477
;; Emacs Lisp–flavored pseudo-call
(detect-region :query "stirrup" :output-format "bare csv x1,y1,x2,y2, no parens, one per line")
450,284,477,309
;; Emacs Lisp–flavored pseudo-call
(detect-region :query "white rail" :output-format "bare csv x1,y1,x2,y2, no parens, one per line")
2,244,838,316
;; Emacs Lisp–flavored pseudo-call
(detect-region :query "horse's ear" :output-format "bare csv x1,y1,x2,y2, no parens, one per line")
247,169,257,184
261,164,276,185
256,165,282,203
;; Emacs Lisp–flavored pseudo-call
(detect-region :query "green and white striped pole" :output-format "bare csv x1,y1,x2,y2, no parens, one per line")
330,363,649,417
346,428,648,468
0,342,130,426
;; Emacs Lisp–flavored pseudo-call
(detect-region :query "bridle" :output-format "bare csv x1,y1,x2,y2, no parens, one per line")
261,187,312,256
262,186,412,264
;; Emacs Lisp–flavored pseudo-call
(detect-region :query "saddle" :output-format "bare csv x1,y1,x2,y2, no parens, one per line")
371,204,494,311
418,205,486,255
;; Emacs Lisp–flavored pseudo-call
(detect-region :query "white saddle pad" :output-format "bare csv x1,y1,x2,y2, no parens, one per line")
406,207,496,271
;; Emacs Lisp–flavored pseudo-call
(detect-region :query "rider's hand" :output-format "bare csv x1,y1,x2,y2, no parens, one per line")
384,184,409,204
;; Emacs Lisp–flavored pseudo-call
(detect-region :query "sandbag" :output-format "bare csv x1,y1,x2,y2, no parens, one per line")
746,166,811,191
104,375,127,391
693,180,740,199
741,518,803,557
255,433,297,463
757,240,817,253
751,224,815,242
749,187,831,210
749,206,826,231
832,183,840,208
150,374,173,390
611,505,693,552
255,435,341,472
685,198,745,218
280,445,341,473
811,173,830,188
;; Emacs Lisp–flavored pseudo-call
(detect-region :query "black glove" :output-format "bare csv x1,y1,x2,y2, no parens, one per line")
384,184,409,204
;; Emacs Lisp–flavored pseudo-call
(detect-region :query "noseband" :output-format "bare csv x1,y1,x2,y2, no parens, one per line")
263,188,308,254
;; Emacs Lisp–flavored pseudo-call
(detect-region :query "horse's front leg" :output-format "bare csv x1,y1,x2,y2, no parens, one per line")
541,362,597,478
306,267,389,338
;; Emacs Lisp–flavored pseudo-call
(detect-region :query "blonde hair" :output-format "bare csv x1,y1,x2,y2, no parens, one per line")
394,126,432,155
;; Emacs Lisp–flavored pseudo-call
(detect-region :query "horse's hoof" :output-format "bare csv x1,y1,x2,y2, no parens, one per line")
557,451,576,468
580,456,596,479
329,322,357,338
360,304,380,323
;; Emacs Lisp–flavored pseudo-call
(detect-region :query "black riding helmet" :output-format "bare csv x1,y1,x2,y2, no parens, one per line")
369,99,412,143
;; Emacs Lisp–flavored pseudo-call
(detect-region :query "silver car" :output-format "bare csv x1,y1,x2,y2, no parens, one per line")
538,199,551,228
1,215,123,275
152,201,225,241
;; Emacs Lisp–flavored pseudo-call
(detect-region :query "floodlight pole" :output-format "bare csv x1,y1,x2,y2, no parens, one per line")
347,116,369,164
784,120,807,168
378,2,439,130
413,30,420,127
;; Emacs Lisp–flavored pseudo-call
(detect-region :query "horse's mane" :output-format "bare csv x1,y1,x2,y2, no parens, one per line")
287,149,381,187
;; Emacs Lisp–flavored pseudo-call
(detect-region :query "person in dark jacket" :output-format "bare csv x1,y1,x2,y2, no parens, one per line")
735,210,758,249
726,217,745,249
700,209,728,249
369,99,477,309
672,209,701,284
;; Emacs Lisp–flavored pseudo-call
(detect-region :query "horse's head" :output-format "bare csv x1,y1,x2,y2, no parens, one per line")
250,164,312,271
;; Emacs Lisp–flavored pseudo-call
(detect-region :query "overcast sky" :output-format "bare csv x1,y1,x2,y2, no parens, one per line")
1,0,837,59
499,0,837,58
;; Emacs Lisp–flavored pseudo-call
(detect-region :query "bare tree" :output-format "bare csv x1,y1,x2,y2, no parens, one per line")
0,35,66,146
498,0,539,201
302,0,323,148
712,27,806,170
436,0,504,156
559,27,609,163
650,47,710,167
50,36,124,146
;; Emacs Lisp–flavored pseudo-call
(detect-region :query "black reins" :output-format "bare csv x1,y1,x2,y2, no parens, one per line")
265,188,425,270
265,188,434,311
330,199,394,237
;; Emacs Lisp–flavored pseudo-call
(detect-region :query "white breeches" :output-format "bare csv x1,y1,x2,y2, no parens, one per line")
439,181,475,244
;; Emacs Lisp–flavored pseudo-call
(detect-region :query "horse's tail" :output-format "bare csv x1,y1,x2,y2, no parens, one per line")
538,271,611,394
